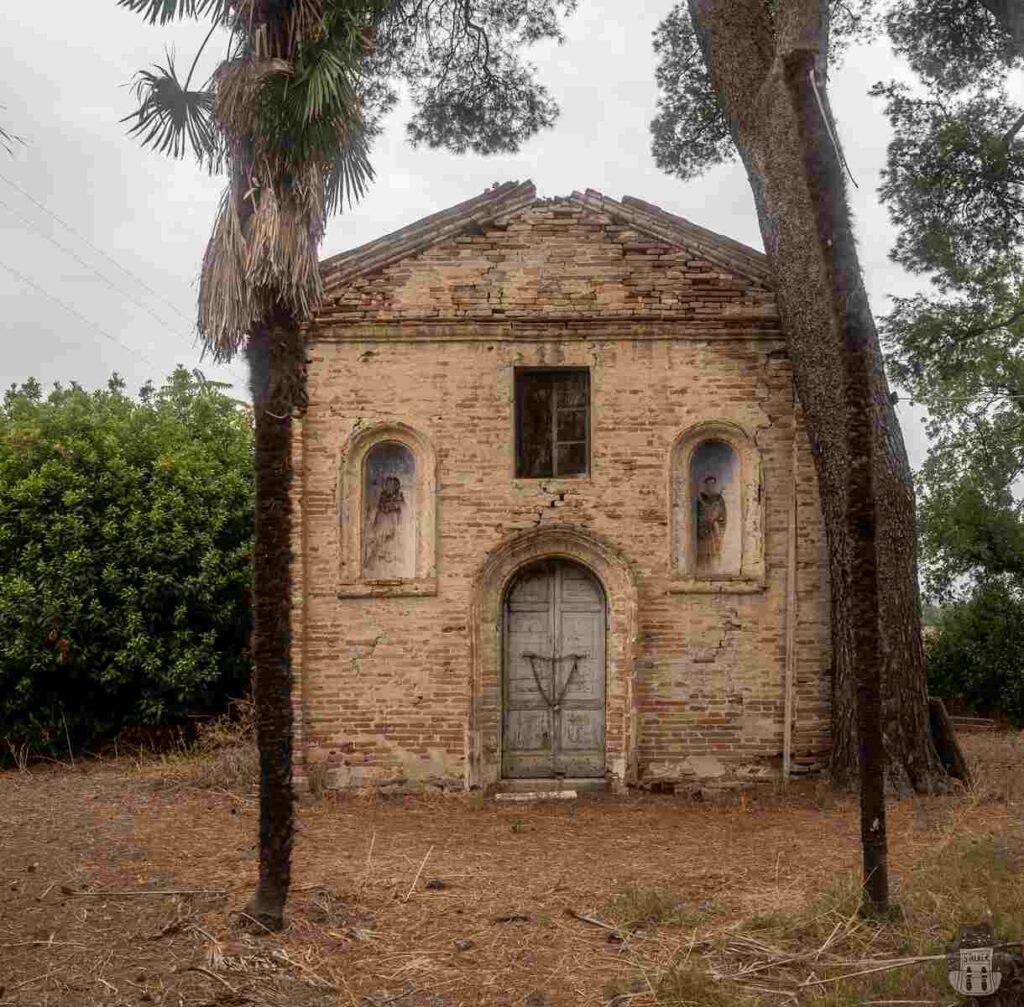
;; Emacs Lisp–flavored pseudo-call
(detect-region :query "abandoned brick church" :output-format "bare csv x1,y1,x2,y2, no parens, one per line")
290,180,832,792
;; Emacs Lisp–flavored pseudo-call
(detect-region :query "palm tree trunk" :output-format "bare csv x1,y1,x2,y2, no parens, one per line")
247,313,306,931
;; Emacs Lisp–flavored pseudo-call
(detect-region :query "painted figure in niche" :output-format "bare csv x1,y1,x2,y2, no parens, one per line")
696,474,727,570
365,475,405,569
363,442,416,579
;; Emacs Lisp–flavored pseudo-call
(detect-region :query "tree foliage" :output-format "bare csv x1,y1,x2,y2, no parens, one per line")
649,3,730,182
875,6,1024,552
926,581,1024,725
650,1,875,182
120,0,575,354
0,369,254,755
873,1,1024,721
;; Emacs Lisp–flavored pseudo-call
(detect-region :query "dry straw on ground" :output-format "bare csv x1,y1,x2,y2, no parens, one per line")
0,730,1021,1005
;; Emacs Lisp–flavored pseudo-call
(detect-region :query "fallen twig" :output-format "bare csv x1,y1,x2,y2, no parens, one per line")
0,939,88,950
494,912,530,923
402,845,433,903
567,909,619,933
797,955,945,988
61,886,226,898
186,965,238,992
10,968,62,991
230,909,275,934
274,948,337,989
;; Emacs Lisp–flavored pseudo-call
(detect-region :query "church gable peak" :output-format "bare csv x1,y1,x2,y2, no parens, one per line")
320,182,771,294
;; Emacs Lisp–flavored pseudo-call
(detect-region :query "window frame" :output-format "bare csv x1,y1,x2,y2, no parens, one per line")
513,367,591,479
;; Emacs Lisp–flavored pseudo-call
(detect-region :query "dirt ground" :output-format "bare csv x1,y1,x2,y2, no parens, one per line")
1,733,1021,1007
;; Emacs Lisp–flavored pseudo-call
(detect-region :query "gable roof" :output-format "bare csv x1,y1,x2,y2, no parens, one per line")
319,180,772,291
320,181,538,290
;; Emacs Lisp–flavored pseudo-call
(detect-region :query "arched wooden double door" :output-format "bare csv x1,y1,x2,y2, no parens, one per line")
502,559,606,779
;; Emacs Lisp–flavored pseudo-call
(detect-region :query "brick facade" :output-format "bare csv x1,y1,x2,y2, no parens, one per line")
292,183,832,792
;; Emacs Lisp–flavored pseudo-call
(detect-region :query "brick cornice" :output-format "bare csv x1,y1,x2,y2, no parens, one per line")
305,317,784,343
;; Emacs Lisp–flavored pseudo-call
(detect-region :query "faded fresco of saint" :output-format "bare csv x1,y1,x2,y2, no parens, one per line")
690,440,740,576
696,475,727,568
363,442,416,579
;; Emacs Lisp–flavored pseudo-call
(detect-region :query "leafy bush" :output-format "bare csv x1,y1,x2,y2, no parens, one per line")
926,581,1024,725
0,369,253,755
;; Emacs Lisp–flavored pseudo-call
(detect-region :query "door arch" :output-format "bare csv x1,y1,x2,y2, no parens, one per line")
502,559,606,778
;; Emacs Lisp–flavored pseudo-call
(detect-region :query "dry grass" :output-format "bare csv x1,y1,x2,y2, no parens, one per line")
1,728,1021,1005
134,699,258,796
962,727,1024,804
607,885,684,931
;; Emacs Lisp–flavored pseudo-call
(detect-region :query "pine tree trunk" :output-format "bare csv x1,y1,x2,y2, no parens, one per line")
246,315,306,931
688,0,951,795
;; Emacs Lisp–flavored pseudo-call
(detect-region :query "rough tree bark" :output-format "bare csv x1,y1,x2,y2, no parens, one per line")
246,316,306,931
686,0,953,799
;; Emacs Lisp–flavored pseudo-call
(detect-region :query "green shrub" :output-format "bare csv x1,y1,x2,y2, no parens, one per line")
0,369,253,756
926,582,1024,725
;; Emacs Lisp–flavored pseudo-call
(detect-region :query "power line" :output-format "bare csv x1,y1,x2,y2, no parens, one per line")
0,196,197,344
0,170,196,328
0,256,164,372
0,172,248,387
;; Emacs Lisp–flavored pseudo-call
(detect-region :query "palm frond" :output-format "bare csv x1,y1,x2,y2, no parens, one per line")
244,173,325,318
117,0,231,26
198,184,251,359
323,121,375,214
138,0,398,356
297,46,356,123
0,103,24,154
123,54,219,164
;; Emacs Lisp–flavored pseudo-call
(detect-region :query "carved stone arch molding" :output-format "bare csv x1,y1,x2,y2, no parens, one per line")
338,421,437,597
468,524,639,790
669,419,765,594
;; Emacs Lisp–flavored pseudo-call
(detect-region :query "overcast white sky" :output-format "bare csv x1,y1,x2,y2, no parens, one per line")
0,1,932,462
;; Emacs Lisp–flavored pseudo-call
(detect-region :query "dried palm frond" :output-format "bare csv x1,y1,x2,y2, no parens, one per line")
190,2,384,348
288,0,329,49
213,57,293,142
198,185,250,360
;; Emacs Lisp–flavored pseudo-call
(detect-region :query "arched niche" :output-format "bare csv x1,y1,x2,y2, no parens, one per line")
363,441,417,580
338,422,437,597
669,420,765,593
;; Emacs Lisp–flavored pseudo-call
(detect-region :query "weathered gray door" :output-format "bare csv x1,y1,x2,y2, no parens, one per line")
502,560,606,778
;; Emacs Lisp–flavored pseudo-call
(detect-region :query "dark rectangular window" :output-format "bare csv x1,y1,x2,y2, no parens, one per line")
515,369,590,478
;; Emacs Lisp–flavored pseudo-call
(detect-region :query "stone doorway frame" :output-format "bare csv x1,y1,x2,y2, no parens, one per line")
468,525,639,790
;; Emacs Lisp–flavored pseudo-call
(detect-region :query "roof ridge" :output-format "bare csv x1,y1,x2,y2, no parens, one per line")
321,180,536,289
569,189,770,284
